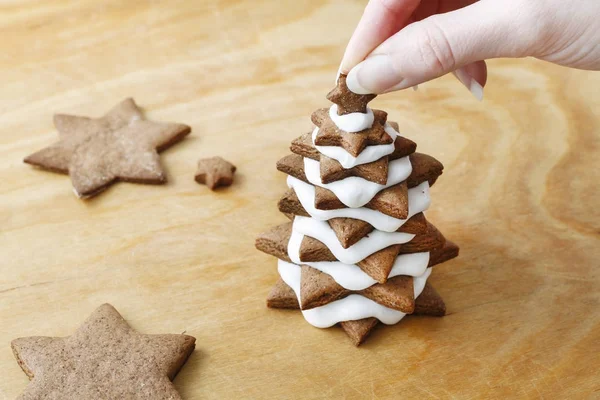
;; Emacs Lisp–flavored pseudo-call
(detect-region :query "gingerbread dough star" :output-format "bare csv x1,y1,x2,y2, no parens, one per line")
24,98,191,198
265,278,447,346
300,265,415,312
11,304,196,399
327,74,377,115
195,156,237,190
290,123,418,185
255,221,458,284
311,108,393,157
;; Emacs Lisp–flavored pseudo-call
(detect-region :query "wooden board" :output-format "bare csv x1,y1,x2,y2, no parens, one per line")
1,0,599,398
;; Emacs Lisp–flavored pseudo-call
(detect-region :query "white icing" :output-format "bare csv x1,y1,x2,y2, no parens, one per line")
278,261,432,328
328,105,374,132
312,123,399,168
285,248,430,290
303,156,412,208
289,216,414,264
388,252,430,277
287,229,305,264
287,177,431,232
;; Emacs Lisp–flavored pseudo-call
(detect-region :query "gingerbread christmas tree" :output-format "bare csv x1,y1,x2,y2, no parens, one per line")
256,75,459,346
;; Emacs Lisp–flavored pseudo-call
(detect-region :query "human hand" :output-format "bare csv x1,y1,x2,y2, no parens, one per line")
340,0,600,99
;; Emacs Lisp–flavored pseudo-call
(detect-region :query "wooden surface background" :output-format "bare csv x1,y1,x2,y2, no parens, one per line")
1,0,599,398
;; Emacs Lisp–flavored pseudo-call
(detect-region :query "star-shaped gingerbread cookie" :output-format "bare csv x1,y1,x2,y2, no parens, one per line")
311,108,393,157
195,156,237,190
290,121,417,185
255,221,458,284
265,278,447,346
327,74,377,115
300,265,415,312
24,98,191,198
11,304,196,399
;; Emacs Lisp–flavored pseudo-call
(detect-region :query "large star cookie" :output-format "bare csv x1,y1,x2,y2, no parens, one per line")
275,152,444,219
11,304,196,399
277,188,429,248
255,222,459,284
299,266,415,312
24,98,191,198
266,278,447,346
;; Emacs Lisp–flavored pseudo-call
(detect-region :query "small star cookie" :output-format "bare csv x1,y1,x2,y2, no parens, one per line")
327,74,377,115
195,156,237,190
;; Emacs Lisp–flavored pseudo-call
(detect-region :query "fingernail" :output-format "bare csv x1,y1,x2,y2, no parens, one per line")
346,55,404,95
453,68,484,101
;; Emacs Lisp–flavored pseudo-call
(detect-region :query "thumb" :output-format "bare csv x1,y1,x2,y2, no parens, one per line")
346,0,539,94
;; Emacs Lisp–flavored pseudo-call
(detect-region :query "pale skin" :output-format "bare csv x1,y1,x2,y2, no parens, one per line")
341,0,600,99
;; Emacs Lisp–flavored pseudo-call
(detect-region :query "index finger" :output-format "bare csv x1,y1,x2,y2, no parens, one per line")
339,0,421,74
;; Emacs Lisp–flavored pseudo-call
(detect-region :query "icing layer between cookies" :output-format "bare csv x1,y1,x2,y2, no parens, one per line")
282,252,430,291
289,216,414,264
328,105,374,132
278,261,432,328
287,177,431,232
303,156,412,208
312,123,399,168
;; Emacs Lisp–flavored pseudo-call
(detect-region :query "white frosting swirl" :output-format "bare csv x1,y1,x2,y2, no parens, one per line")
288,216,414,265
287,177,431,232
278,261,432,328
328,105,374,132
303,156,412,208
312,123,399,168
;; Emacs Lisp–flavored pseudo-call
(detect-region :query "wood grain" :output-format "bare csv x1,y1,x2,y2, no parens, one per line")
1,0,599,399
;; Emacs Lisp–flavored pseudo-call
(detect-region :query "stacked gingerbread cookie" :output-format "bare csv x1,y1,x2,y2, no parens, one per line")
256,75,459,346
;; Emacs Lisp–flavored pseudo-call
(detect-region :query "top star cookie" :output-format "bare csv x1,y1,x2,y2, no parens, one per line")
326,74,377,115
24,98,191,198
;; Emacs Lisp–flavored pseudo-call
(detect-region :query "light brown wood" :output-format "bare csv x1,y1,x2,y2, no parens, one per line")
1,1,599,399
